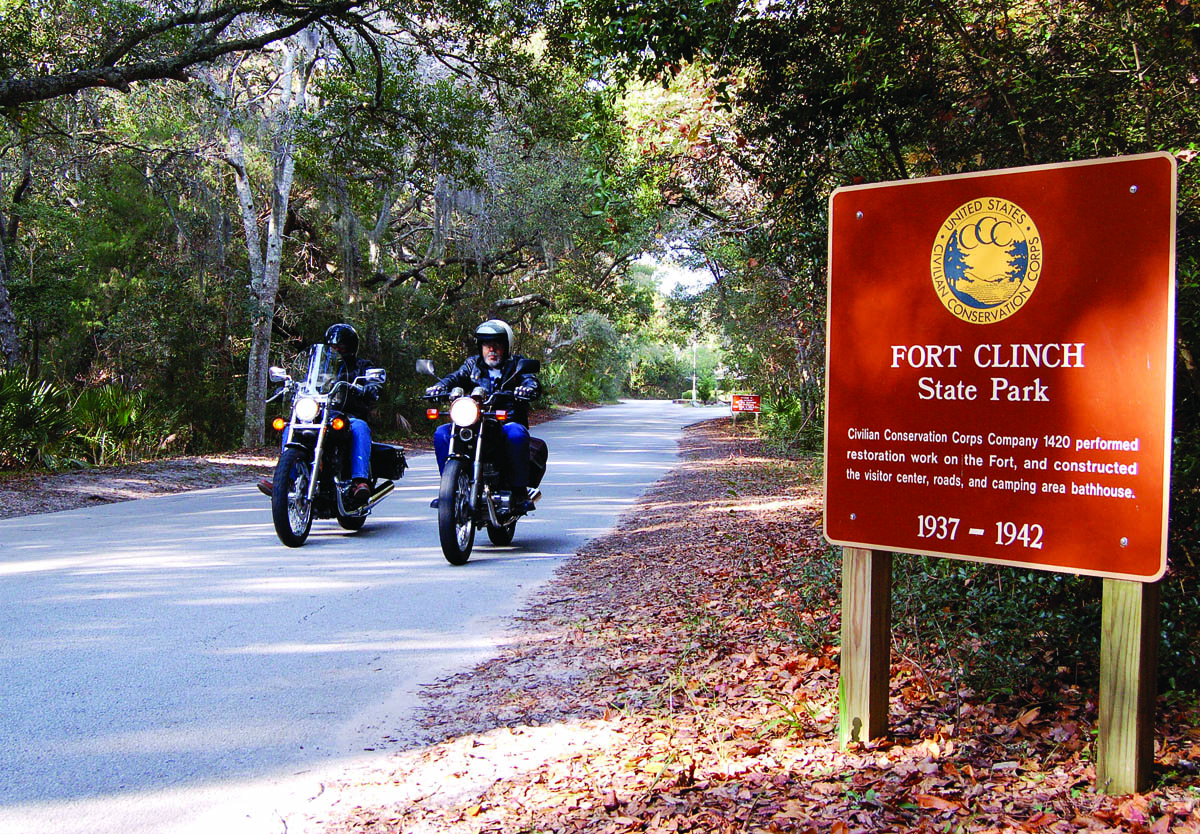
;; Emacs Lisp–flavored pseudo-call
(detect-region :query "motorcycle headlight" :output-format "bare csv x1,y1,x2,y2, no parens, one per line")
450,396,481,427
294,397,321,422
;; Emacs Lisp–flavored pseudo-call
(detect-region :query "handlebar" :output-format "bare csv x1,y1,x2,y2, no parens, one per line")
422,389,532,403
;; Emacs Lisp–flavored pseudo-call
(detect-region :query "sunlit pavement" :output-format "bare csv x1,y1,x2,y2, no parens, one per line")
0,400,728,834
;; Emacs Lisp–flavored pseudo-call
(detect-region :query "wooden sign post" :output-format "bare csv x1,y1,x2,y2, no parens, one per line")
824,154,1176,793
838,548,892,747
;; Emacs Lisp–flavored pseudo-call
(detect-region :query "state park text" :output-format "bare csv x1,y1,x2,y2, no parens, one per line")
891,341,1084,402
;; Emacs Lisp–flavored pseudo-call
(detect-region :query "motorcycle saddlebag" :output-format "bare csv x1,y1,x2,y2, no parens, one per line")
370,442,407,480
528,436,548,489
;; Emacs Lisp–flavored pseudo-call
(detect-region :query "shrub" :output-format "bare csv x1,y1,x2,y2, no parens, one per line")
762,394,823,451
71,385,184,466
891,556,1103,692
0,371,78,469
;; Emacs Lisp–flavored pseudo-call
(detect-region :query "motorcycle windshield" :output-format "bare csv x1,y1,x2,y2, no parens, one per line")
296,344,340,396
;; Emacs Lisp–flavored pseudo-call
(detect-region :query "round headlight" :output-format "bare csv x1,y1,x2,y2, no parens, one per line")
294,397,320,422
450,396,481,427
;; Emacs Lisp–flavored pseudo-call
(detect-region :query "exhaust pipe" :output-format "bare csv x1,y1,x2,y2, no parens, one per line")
365,480,394,510
484,490,503,527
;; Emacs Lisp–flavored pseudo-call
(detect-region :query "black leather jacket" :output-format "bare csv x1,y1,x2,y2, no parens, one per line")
437,354,540,427
339,356,382,420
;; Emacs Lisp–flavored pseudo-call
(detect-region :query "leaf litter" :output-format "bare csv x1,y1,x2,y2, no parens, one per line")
319,419,1200,834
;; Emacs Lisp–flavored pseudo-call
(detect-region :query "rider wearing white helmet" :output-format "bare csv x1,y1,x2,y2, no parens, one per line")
425,319,541,513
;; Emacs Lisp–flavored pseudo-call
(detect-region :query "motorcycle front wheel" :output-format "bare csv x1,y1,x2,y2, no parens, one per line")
272,447,314,547
438,458,476,565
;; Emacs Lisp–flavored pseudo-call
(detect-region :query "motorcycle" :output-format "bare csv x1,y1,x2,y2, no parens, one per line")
417,358,548,565
266,344,407,547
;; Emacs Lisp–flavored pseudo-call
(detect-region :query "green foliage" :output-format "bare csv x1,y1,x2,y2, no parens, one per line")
626,342,691,398
765,545,841,652
892,556,1103,692
0,371,187,470
542,312,627,403
0,370,77,469
761,394,822,452
71,384,183,466
555,0,1200,690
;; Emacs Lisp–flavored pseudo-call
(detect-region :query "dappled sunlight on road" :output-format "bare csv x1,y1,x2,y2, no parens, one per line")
0,399,730,828
215,631,503,656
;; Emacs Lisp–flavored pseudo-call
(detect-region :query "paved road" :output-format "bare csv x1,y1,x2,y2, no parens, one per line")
0,400,727,834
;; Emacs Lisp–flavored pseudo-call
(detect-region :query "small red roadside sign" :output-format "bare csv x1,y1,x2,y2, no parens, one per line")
824,153,1176,581
731,394,762,413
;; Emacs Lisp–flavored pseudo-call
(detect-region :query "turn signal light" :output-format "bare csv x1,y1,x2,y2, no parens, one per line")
331,417,346,431
271,417,287,431
426,408,440,420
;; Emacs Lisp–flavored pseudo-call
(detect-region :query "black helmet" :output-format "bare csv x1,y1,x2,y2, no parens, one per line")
324,323,359,358
473,319,513,354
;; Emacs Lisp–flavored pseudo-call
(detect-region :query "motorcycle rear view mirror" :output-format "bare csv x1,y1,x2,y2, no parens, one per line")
268,366,289,382
503,358,540,387
364,368,386,384
415,359,436,377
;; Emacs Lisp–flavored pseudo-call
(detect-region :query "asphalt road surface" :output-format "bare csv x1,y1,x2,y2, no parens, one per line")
0,400,728,834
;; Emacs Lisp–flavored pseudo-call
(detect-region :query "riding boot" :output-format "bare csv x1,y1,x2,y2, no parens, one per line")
345,479,370,510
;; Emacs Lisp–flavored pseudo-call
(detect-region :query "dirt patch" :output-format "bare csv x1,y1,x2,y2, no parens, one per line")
0,452,280,520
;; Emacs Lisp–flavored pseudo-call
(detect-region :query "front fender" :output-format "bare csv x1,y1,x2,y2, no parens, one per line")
283,440,315,461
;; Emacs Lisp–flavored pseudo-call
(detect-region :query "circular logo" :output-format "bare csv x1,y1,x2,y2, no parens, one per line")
930,198,1042,324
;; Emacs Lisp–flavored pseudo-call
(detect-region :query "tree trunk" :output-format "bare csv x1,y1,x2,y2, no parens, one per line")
0,231,20,369
230,121,270,446
209,36,315,447
0,154,31,371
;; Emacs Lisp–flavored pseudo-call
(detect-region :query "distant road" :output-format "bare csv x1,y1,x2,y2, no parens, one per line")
0,400,728,834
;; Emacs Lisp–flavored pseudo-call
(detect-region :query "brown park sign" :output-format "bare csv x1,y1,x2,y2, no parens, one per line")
824,153,1176,581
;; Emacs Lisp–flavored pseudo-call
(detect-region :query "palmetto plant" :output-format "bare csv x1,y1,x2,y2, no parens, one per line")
0,370,77,470
0,374,183,471
71,385,180,466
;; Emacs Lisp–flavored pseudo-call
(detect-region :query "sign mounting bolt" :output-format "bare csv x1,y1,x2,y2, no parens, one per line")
856,211,864,219
1130,185,1139,194
1120,537,1129,547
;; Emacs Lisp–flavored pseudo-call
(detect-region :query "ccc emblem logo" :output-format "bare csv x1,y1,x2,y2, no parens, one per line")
930,198,1043,324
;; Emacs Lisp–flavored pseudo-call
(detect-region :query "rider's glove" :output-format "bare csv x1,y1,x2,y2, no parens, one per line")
514,385,535,399
425,384,447,397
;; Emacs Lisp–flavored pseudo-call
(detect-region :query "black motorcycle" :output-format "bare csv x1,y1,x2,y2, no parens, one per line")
417,358,548,565
266,344,407,547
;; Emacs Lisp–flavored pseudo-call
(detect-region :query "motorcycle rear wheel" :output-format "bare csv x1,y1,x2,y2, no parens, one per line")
272,447,314,547
486,519,517,546
337,514,366,531
438,458,475,565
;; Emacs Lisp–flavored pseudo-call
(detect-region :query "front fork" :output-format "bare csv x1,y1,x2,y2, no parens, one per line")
448,423,487,517
471,425,486,510
284,418,329,508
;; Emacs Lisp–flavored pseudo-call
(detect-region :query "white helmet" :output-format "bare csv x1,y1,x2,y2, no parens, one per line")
473,319,514,354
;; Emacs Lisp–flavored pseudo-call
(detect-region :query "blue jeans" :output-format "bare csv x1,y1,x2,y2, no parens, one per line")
346,416,372,481
434,421,530,493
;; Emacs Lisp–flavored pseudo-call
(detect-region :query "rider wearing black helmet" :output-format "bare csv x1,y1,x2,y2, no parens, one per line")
258,323,383,508
425,319,541,513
